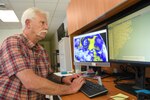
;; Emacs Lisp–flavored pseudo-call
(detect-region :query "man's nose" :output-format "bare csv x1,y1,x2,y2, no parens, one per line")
44,23,48,30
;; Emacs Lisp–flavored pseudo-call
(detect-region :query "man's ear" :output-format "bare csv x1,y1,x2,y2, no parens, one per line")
25,19,31,29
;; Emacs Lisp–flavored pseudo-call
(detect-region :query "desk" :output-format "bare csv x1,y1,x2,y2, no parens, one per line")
61,77,137,100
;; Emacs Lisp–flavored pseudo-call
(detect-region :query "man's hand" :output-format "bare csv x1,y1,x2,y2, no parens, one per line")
69,76,85,93
62,74,81,84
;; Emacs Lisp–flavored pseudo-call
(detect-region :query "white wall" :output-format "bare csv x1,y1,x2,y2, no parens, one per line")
0,29,22,45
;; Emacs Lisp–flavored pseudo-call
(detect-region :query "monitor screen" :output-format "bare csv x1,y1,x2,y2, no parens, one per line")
57,23,65,42
108,5,150,64
73,29,109,64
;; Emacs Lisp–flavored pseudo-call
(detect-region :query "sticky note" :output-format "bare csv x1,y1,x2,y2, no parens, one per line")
110,93,129,100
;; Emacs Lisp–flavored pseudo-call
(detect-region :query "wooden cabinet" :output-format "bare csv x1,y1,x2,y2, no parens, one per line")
104,0,126,12
67,0,138,35
67,0,106,35
67,0,78,36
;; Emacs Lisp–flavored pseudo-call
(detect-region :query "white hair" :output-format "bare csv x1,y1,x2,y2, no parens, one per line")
21,7,47,30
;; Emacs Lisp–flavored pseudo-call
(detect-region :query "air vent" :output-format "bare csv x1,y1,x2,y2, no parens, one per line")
0,0,11,10
0,3,6,8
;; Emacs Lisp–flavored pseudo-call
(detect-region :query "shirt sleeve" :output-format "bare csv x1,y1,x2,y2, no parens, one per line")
0,36,33,77
47,73,62,84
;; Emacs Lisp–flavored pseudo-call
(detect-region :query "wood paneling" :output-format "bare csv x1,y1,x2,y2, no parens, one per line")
86,0,105,25
104,0,126,12
67,0,127,35
67,1,78,35
67,0,139,35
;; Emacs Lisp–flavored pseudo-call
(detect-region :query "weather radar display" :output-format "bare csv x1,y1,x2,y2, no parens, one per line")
73,29,108,62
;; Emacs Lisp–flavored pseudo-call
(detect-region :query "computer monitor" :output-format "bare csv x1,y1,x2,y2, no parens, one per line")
73,29,110,70
108,1,150,95
57,23,65,42
108,6,150,65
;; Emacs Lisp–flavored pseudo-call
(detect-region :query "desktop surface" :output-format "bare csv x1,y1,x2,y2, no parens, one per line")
61,77,137,100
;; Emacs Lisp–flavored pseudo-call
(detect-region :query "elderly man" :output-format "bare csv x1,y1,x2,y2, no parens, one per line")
0,7,84,100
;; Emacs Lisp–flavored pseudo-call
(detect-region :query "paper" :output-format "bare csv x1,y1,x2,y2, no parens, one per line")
110,93,129,100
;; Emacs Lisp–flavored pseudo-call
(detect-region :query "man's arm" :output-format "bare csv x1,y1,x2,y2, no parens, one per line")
16,69,84,95
48,73,81,85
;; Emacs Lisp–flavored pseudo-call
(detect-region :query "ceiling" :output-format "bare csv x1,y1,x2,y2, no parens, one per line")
0,0,70,40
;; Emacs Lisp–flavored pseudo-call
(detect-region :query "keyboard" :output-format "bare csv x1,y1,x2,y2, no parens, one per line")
80,80,108,98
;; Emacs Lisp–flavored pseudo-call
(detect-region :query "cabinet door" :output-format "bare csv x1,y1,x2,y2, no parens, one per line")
75,0,87,30
86,0,105,25
67,0,106,35
67,0,126,35
104,0,126,12
67,0,78,35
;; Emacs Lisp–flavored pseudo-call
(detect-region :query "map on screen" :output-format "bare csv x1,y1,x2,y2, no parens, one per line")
73,29,108,62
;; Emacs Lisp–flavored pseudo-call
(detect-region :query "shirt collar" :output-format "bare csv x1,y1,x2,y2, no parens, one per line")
21,34,37,49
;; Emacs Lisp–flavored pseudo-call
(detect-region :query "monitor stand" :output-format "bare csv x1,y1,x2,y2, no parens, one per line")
83,66,110,79
115,65,150,96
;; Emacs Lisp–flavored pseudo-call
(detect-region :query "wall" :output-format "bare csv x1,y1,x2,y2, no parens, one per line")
49,16,68,71
49,16,68,52
39,41,51,56
0,29,22,45
50,33,59,52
